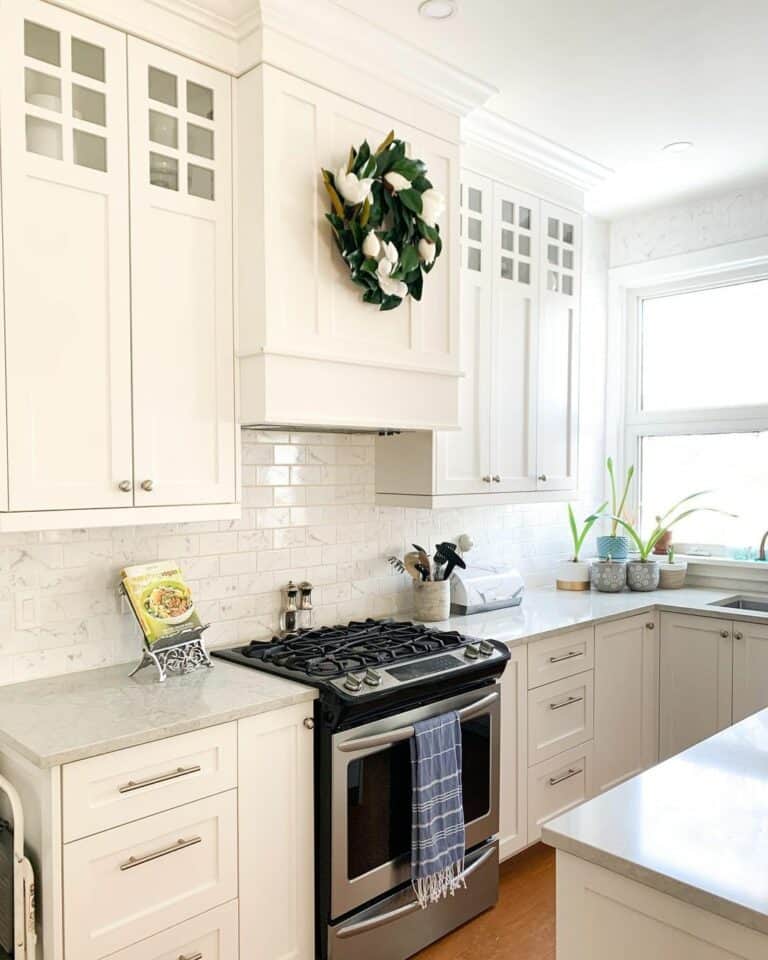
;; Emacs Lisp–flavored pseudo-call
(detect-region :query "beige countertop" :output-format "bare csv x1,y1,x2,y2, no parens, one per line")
543,708,768,935
0,660,316,768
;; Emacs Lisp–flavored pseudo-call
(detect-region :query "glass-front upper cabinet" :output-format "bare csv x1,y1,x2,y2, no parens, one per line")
0,0,133,512
126,38,236,508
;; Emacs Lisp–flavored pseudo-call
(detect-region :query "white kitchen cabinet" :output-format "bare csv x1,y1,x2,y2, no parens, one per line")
732,620,768,723
236,64,460,432
499,646,528,860
659,613,733,761
238,703,315,960
0,0,238,527
374,174,580,507
128,38,236,507
594,613,659,793
0,0,132,511
527,740,594,844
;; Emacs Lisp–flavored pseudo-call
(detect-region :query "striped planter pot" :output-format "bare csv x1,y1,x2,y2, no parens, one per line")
596,535,630,561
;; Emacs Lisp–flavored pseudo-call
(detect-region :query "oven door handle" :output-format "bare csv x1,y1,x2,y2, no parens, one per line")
335,845,497,940
337,690,499,754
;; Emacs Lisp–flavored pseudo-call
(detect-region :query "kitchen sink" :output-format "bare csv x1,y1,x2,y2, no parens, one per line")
709,596,768,613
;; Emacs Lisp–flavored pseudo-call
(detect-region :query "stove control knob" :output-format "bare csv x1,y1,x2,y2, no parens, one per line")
343,673,363,692
464,643,481,660
478,640,494,657
363,669,382,687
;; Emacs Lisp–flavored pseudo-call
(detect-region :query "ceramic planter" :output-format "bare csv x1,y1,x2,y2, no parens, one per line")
653,530,673,555
591,559,627,593
596,535,630,561
413,579,450,621
556,560,591,591
626,559,660,591
659,560,687,589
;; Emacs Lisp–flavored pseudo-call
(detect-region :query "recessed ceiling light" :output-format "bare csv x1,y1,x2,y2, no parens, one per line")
418,0,456,20
662,140,694,154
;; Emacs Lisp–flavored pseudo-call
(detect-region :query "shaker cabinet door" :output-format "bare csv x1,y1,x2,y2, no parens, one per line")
127,38,236,507
490,182,539,493
536,201,580,492
732,620,768,723
436,171,492,494
0,0,133,510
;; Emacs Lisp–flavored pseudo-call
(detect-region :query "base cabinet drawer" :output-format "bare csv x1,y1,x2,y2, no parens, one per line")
63,791,238,960
107,900,238,960
527,671,594,764
528,628,594,688
527,741,594,842
62,722,237,841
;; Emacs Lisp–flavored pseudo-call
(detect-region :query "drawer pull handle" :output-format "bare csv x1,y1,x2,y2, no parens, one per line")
120,835,201,871
549,695,583,711
179,954,203,960
118,764,201,794
548,650,583,663
548,767,582,787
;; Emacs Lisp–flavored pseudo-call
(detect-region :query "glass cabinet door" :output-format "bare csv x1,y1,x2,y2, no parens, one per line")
0,0,133,511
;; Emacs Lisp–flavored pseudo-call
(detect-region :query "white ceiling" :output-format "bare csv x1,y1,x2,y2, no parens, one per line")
332,0,768,219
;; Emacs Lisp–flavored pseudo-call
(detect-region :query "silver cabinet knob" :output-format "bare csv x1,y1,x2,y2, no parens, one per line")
140,479,154,492
538,474,548,482
482,475,491,483
645,622,655,630
720,630,730,639
118,480,132,493
492,475,501,483
303,717,315,730
735,632,744,640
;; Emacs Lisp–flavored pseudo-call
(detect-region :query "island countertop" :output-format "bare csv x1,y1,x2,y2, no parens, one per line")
543,708,768,936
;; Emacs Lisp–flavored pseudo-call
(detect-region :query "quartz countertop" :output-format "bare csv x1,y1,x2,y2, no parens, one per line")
430,584,768,645
542,708,768,935
0,660,315,768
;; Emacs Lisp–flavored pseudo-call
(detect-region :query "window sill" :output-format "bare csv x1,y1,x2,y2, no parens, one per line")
675,554,768,588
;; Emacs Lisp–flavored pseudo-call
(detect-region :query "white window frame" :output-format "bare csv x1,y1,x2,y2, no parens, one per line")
606,236,768,555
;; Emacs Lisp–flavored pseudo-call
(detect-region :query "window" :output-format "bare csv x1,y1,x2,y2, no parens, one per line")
627,273,768,556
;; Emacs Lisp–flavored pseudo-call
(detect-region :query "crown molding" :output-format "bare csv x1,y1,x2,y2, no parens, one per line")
462,109,613,192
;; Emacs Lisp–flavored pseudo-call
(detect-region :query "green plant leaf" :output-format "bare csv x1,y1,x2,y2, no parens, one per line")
380,294,403,311
398,188,423,216
408,268,424,301
399,243,420,274
392,157,425,180
417,220,438,243
360,257,378,274
656,490,712,524
352,140,371,175
412,174,433,192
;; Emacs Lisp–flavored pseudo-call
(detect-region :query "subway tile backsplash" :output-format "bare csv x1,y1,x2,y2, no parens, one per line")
0,431,588,686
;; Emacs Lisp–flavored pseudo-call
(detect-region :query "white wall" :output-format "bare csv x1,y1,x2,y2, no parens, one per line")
0,218,608,687
610,179,768,267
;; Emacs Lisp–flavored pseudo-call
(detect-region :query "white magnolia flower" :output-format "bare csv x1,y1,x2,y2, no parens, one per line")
418,238,436,264
381,240,399,264
376,250,407,299
420,188,446,227
362,231,381,258
335,166,374,206
384,171,412,193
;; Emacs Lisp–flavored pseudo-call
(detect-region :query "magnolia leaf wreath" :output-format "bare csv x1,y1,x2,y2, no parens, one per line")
321,131,446,311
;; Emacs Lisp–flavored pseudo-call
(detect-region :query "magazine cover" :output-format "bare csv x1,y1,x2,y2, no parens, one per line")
122,560,201,649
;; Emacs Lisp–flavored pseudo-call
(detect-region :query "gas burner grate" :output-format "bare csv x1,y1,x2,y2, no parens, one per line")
241,618,467,678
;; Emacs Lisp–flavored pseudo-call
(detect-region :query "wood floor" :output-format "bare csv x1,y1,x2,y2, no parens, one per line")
415,843,556,960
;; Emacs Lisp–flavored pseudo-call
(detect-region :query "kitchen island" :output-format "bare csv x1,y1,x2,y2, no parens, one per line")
543,708,768,958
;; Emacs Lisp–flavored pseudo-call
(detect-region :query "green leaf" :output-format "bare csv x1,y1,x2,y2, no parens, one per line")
408,268,424,301
353,140,371,175
360,257,378,274
412,175,433,192
380,294,403,311
417,220,438,243
392,157,425,180
398,188,423,216
399,243,420,274
363,288,382,305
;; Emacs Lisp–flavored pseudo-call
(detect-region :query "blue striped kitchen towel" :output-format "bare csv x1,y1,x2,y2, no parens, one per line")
410,712,466,908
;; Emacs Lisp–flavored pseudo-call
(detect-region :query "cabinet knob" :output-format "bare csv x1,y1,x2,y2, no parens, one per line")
735,632,744,640
303,717,315,730
140,479,154,492
118,480,132,493
645,622,655,630
492,475,501,483
482,475,491,483
720,630,730,639
538,474,548,482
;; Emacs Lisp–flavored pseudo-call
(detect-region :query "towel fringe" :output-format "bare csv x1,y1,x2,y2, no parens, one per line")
412,859,466,909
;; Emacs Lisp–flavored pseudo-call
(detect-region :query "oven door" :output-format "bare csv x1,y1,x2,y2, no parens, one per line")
331,683,500,920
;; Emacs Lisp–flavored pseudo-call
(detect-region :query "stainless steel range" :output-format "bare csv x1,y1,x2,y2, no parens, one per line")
215,618,510,960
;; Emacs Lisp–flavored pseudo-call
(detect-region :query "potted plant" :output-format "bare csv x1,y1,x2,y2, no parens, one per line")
591,555,628,593
659,546,688,589
557,502,607,591
598,492,734,592
597,457,634,560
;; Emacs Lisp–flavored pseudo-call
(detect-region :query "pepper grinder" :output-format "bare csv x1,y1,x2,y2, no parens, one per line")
280,580,299,634
297,581,314,631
